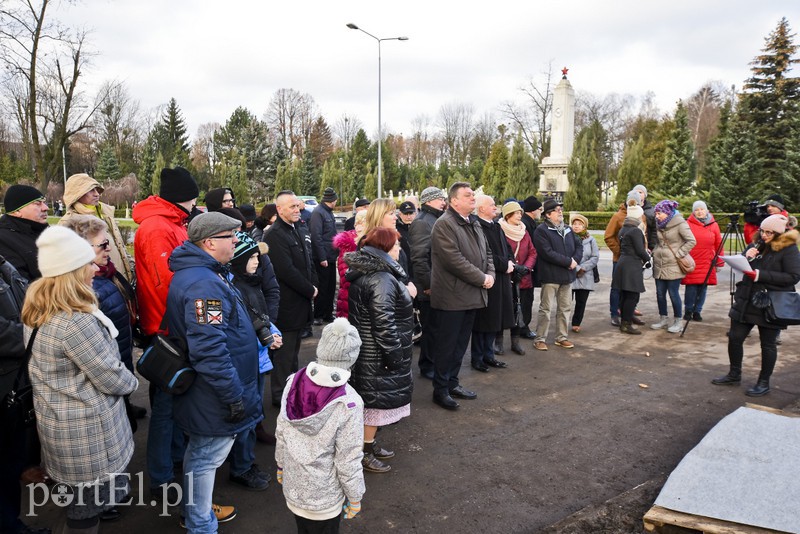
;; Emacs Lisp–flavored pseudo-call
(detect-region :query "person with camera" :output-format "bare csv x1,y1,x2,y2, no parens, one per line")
612,203,652,335
712,214,800,396
569,213,599,334
743,194,789,245
470,195,514,369
499,200,536,355
165,212,264,532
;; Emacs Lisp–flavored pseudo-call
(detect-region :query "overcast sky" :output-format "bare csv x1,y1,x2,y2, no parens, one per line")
54,0,797,141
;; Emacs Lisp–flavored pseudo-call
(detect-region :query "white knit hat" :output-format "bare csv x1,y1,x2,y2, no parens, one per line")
36,226,95,278
626,204,644,221
316,318,362,370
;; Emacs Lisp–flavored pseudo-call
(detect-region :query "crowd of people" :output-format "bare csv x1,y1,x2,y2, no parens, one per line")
0,169,797,534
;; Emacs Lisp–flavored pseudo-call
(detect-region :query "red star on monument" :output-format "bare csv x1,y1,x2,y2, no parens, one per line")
561,66,569,77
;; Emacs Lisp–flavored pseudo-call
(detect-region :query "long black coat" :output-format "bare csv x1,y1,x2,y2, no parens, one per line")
729,229,800,329
474,218,514,332
264,217,318,331
521,213,541,287
612,219,650,293
346,247,414,410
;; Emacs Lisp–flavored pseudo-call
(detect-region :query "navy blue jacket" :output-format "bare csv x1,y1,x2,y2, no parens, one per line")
533,220,583,285
166,242,262,436
309,203,338,263
93,274,133,371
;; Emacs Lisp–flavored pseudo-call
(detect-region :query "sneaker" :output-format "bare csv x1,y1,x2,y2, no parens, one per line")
554,339,574,349
362,452,391,473
181,504,237,528
610,316,621,327
650,316,670,329
533,340,548,351
229,465,269,491
667,318,683,333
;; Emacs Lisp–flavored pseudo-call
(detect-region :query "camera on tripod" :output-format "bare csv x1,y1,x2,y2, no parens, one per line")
743,200,767,225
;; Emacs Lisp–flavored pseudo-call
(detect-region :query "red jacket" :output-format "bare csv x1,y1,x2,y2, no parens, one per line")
132,196,189,335
505,232,537,289
333,230,358,318
682,214,724,286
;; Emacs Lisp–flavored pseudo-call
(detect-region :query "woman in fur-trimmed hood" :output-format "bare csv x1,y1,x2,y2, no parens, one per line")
713,215,800,397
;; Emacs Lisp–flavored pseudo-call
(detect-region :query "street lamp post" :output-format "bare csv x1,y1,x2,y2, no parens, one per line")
346,23,408,198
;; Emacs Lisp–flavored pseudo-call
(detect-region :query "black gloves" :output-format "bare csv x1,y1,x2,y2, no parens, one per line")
225,399,245,423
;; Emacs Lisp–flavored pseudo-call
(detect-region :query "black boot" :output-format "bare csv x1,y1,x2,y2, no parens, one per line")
510,336,526,355
711,370,741,385
619,321,641,335
745,379,770,397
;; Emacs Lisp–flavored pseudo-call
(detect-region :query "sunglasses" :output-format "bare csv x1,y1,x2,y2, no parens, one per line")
92,240,111,250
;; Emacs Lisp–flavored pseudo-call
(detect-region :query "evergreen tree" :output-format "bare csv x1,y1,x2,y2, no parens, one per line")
504,131,538,200
480,139,509,197
299,147,320,196
274,159,300,194
564,126,600,211
706,107,762,213
152,98,191,167
659,101,696,197
615,137,645,205
363,165,377,200
740,17,800,202
95,145,121,182
138,131,157,198
151,153,166,196
783,110,800,204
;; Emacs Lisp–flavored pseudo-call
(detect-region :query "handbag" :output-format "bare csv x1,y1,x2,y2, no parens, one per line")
765,290,800,326
592,266,600,284
411,308,422,343
661,232,695,274
136,317,195,395
1,329,38,431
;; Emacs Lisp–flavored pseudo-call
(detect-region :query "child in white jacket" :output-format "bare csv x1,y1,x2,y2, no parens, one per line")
276,318,366,532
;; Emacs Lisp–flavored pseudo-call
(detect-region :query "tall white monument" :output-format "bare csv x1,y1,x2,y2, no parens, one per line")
539,67,575,195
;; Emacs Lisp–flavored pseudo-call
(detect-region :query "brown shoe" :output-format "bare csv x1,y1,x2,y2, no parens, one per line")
533,340,548,351
555,339,574,349
631,316,645,326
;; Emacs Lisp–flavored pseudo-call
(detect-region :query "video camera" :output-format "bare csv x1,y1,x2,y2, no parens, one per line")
743,200,768,225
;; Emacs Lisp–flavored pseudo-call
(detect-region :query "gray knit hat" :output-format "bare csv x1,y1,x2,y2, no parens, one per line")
316,318,361,370
420,187,446,205
626,190,642,206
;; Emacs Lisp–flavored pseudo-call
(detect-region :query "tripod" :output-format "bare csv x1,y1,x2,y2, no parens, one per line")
680,214,747,337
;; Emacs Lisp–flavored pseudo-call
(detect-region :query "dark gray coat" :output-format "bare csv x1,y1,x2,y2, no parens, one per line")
409,204,443,301
612,219,651,293
430,208,494,311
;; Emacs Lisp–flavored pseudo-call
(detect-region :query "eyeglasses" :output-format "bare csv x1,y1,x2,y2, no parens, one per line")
207,234,235,240
222,198,234,205
761,230,776,236
92,240,110,250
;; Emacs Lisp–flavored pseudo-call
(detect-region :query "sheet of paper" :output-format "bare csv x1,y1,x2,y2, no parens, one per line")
722,255,754,273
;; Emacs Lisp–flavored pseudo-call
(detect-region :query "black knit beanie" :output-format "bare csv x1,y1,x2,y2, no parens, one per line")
159,167,199,204
4,184,45,213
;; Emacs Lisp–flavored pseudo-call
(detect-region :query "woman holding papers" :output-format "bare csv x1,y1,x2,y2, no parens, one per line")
712,214,800,396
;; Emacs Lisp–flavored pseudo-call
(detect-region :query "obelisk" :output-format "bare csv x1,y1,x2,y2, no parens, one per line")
539,67,575,195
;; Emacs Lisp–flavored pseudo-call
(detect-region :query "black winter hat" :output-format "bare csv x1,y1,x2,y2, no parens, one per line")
239,203,257,222
321,187,338,203
159,167,199,204
4,184,45,213
522,195,542,212
764,194,786,211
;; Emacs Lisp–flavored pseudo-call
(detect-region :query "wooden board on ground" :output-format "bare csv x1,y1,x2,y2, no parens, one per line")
643,505,791,533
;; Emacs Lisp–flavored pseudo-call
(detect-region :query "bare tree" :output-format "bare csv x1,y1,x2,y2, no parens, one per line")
686,82,730,175
575,91,637,164
0,0,105,189
264,88,316,160
470,112,497,163
332,113,362,151
191,122,220,174
501,61,557,159
436,102,474,167
408,114,436,167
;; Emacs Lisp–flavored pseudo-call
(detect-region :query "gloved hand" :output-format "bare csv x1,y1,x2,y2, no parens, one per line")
744,269,758,282
276,467,283,485
342,500,361,519
225,399,245,423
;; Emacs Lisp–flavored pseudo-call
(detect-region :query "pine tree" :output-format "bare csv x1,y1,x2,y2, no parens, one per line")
504,131,539,200
480,139,509,198
299,147,319,196
151,153,166,196
659,101,696,197
740,17,800,202
138,131,157,198
564,126,600,211
95,145,121,182
615,137,645,205
706,107,762,213
152,98,191,166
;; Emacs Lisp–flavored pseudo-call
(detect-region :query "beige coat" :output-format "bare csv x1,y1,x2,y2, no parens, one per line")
652,213,696,281
59,173,135,283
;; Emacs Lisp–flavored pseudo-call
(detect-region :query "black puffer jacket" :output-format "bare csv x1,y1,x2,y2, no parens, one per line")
730,229,800,329
345,246,414,409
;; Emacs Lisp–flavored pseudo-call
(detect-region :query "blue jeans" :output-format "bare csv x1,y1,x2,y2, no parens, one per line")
609,261,620,317
229,373,264,476
683,284,707,315
147,386,186,487
655,279,682,317
183,434,236,533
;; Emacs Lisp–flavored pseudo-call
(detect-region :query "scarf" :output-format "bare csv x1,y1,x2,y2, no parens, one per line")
499,218,526,242
94,259,117,279
73,202,103,218
575,229,589,239
695,214,711,225
91,307,119,339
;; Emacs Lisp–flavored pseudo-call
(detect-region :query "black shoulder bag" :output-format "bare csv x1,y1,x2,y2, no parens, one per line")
136,316,195,395
2,328,38,430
